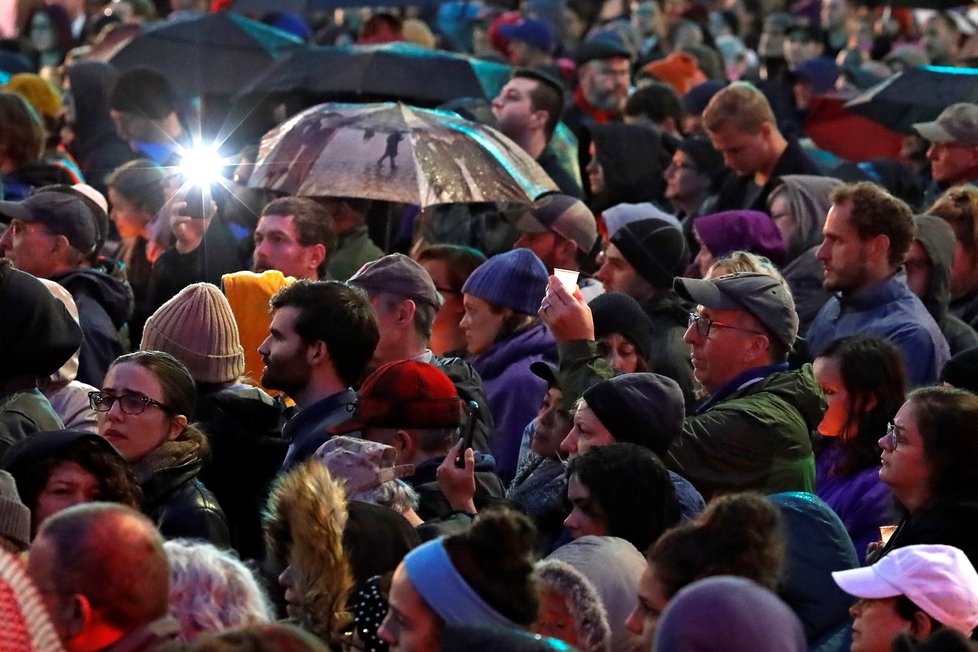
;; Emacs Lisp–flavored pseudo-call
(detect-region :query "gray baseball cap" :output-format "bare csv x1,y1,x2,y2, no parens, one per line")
674,272,799,349
509,193,598,254
913,103,978,146
348,253,444,308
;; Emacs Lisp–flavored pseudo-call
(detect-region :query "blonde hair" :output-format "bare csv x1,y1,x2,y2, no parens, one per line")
706,251,787,283
703,82,775,134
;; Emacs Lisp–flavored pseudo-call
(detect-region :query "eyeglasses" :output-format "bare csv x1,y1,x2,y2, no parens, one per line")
882,421,908,451
687,313,767,338
89,391,169,415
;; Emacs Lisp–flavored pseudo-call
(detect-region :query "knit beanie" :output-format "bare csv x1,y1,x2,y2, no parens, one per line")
641,52,704,95
588,292,655,363
941,346,978,395
610,218,689,289
0,471,30,551
582,373,685,455
4,73,62,121
461,249,549,315
140,283,245,384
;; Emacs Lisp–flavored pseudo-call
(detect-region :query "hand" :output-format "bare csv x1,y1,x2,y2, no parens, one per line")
166,199,212,254
539,275,595,342
437,440,477,514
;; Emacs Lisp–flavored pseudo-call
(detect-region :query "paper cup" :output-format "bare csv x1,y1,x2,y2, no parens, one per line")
879,525,897,545
553,268,580,293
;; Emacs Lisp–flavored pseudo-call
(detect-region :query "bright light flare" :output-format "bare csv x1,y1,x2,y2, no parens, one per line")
177,143,227,187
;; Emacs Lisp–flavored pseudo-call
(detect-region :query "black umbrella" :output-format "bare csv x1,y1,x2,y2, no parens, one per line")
237,42,492,107
110,12,303,96
844,65,978,133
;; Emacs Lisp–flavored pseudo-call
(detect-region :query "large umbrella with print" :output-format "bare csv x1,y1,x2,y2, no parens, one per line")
248,102,557,207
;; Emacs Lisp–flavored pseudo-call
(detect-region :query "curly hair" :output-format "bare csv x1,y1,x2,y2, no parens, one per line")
264,460,353,642
907,386,978,505
164,539,273,641
830,182,915,267
648,492,786,600
814,335,906,477
928,184,978,255
443,509,540,626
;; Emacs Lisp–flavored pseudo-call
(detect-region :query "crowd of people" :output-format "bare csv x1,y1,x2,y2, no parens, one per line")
5,0,978,650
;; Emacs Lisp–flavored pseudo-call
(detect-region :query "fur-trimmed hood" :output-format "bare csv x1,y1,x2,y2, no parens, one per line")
265,459,354,643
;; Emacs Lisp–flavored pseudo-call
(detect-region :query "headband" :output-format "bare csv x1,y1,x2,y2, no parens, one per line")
403,538,515,628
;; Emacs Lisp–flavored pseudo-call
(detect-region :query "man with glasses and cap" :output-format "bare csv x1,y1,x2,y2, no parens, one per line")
0,192,131,386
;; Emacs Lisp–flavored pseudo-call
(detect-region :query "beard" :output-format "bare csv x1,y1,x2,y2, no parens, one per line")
261,356,311,395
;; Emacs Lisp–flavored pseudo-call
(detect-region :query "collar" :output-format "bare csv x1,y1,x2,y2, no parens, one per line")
836,275,904,310
573,86,620,124
282,388,356,441
696,362,789,413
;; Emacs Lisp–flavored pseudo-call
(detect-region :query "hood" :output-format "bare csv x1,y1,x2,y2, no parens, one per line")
694,210,788,266
768,492,858,643
750,364,827,435
197,386,284,434
471,322,556,380
51,268,134,330
64,61,131,163
264,459,354,641
37,279,82,385
913,214,956,321
589,123,670,211
773,175,843,260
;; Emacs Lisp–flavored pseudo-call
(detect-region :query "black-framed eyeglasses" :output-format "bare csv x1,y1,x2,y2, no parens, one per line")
89,391,169,416
882,421,907,451
687,312,767,338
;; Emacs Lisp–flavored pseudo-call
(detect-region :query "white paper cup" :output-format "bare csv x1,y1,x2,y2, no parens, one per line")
553,268,580,293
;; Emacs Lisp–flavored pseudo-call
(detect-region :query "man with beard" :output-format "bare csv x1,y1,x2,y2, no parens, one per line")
807,182,949,386
252,197,336,281
258,280,379,470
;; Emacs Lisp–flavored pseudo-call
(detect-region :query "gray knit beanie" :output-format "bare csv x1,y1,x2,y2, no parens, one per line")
0,471,30,550
140,282,246,384
461,249,549,315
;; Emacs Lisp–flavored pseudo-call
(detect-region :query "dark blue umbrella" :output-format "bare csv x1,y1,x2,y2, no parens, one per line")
110,12,303,96
844,65,978,133
237,42,508,107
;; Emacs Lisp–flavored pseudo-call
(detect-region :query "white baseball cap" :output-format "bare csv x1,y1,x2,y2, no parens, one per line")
832,545,978,636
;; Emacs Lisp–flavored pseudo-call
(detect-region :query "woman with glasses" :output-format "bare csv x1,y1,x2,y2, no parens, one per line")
870,386,978,565
812,335,904,562
92,350,230,546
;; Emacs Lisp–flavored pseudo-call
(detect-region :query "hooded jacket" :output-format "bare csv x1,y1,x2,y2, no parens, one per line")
265,459,354,645
52,267,133,387
587,123,671,212
913,214,978,356
773,175,843,333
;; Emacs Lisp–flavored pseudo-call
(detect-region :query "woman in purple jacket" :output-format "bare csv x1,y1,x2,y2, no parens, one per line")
813,335,904,562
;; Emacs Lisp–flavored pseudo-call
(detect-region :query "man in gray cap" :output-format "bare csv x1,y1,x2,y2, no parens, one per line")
347,253,493,452
913,103,978,198
666,272,823,498
0,193,130,386
510,193,601,299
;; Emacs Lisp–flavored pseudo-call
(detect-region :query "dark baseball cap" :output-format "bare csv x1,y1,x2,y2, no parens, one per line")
0,193,97,255
348,253,444,308
510,193,597,254
674,272,799,349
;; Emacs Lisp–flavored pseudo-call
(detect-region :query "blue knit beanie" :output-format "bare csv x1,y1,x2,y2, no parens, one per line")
462,249,549,315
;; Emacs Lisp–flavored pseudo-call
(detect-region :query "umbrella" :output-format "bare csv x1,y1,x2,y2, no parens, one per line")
844,65,978,133
805,94,904,162
237,42,509,107
248,102,558,207
110,12,303,96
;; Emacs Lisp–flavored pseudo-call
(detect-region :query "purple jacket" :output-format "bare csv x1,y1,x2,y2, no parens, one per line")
471,323,557,483
816,441,898,563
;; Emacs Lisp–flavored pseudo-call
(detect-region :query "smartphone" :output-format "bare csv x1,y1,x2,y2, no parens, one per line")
183,185,208,219
455,400,479,468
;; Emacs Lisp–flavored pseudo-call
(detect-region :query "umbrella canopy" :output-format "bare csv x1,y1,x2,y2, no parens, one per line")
844,65,978,133
249,102,557,207
110,12,303,96
237,42,507,107
805,95,904,162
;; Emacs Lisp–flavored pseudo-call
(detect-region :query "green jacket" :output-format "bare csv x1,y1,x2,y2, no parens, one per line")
326,225,384,282
665,365,823,500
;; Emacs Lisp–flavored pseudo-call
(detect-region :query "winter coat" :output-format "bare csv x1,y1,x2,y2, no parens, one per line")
280,388,358,472
408,453,507,521
196,385,287,560
869,498,978,569
51,267,133,387
913,214,978,356
815,441,897,564
135,428,230,547
431,355,494,455
769,492,859,652
470,322,557,482
713,139,823,213
587,123,671,212
640,291,697,409
0,389,64,458
665,364,824,500
507,452,568,553
325,225,384,282
265,459,354,644
808,275,950,387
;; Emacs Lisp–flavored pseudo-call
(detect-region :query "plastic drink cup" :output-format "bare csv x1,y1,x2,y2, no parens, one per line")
553,268,580,293
879,525,898,545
